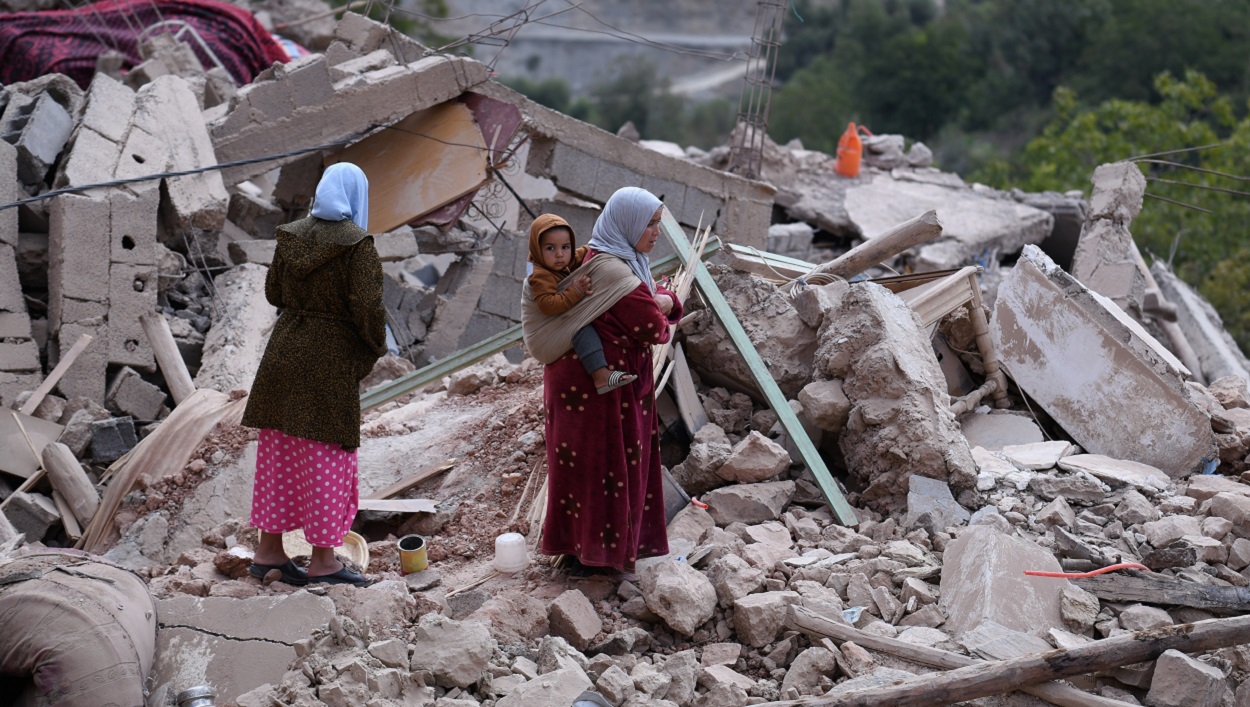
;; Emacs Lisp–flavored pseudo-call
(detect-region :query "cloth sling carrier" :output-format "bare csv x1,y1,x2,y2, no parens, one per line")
521,254,642,365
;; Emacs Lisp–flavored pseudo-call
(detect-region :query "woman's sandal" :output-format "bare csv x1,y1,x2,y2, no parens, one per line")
308,563,372,588
248,559,309,586
596,371,637,395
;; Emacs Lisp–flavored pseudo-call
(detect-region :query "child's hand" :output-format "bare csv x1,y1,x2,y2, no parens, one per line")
572,275,593,296
655,293,674,314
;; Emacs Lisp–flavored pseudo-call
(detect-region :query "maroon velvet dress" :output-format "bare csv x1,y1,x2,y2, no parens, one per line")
540,254,683,572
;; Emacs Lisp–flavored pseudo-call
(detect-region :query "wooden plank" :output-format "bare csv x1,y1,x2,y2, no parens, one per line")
357,498,437,514
660,212,858,527
787,606,1152,707
141,312,196,405
52,490,81,541
894,266,979,328
331,102,490,234
42,441,99,527
359,242,724,412
1074,573,1250,613
364,459,455,500
671,343,708,437
19,333,93,416
0,410,64,479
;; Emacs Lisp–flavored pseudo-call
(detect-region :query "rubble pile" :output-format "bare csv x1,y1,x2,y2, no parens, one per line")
5,4,1250,707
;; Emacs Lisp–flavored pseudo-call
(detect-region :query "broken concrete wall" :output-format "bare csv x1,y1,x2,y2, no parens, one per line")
1070,162,1149,320
992,244,1217,477
474,80,774,251
815,282,976,511
194,263,278,394
209,16,491,187
1152,262,1250,383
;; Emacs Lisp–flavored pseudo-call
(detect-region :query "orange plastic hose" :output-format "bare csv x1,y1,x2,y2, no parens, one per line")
1024,562,1148,579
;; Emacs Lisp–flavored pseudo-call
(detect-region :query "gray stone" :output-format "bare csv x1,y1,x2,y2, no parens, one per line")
1118,604,1173,632
596,664,635,706
733,591,800,647
1035,496,1076,529
939,524,1067,637
992,245,1216,478
1153,263,1250,384
1141,515,1202,548
549,589,603,652
798,379,851,434
495,667,592,707
702,480,794,525
960,413,1044,451
4,491,59,541
105,366,166,421
1060,584,1099,634
705,554,765,608
904,474,970,534
1116,489,1161,526
194,264,278,394
640,557,716,637
89,416,138,463
409,614,494,688
658,651,698,706
1144,649,1227,707
698,664,755,692
1058,454,1170,495
14,94,74,185
1207,492,1250,538
715,431,790,483
1029,474,1108,504
0,508,19,544
368,638,409,669
1000,440,1076,470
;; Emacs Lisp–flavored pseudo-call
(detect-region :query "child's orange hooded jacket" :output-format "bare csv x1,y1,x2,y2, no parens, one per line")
527,213,589,316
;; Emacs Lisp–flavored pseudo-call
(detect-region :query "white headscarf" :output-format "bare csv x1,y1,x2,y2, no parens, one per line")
586,187,662,292
311,162,370,231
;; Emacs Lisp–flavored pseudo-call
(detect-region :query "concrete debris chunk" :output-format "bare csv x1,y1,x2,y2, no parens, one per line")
496,667,592,707
193,263,277,394
640,557,717,637
1057,454,1170,494
702,480,795,525
715,431,790,483
408,614,495,688
1145,649,1229,707
939,524,1068,637
549,589,603,652
5,491,60,541
992,245,1217,477
904,474,970,535
1000,440,1076,470
959,412,1044,451
817,282,975,511
89,415,137,463
733,590,799,647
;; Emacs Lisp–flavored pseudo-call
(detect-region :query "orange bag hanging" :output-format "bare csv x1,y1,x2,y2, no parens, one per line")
834,122,872,177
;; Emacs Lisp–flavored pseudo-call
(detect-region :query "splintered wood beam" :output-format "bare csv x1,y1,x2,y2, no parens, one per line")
19,333,93,416
794,612,1250,706
788,606,1130,707
359,241,724,412
810,210,942,280
1074,573,1250,613
659,211,857,526
365,459,455,500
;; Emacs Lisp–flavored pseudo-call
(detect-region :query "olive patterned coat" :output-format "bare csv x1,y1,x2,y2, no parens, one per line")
241,216,387,450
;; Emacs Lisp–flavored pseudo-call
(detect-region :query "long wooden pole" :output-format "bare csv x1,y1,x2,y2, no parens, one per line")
799,612,1250,706
18,333,93,416
42,441,100,527
788,606,1128,707
140,312,196,406
810,210,942,280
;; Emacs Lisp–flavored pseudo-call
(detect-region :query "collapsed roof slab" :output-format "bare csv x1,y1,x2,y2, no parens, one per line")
470,81,775,249
1152,262,1250,383
209,51,491,187
991,245,1217,477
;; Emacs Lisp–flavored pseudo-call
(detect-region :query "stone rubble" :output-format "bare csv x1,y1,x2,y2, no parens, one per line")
1,5,1250,707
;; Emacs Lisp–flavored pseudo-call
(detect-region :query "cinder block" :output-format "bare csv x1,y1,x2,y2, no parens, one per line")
0,508,18,544
641,175,689,222
721,196,771,250
110,189,160,266
14,94,74,185
55,297,109,329
0,140,17,247
332,12,394,54
6,491,60,542
58,400,112,457
0,341,39,372
0,371,42,409
233,76,295,123
55,323,108,403
0,243,25,312
0,311,32,338
226,239,276,266
106,366,166,421
90,415,138,463
107,264,158,370
54,126,122,190
48,193,111,308
79,72,136,143
476,273,522,322
281,55,335,107
111,124,169,192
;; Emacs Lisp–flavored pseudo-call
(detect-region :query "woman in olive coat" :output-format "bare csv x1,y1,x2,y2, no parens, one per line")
240,162,386,587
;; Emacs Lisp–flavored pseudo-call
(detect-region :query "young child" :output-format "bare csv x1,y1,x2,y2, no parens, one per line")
528,214,637,394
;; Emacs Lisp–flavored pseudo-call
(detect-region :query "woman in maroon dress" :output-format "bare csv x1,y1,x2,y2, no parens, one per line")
539,187,683,578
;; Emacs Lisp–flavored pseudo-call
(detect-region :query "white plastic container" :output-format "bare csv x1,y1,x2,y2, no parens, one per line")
493,532,529,574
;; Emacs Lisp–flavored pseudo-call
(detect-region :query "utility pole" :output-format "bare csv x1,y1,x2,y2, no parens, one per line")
727,0,786,180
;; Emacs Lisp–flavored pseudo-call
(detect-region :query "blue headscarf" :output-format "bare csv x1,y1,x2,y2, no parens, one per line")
311,162,370,231
586,187,663,292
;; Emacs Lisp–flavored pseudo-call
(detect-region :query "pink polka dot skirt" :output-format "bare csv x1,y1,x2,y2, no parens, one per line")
251,428,359,547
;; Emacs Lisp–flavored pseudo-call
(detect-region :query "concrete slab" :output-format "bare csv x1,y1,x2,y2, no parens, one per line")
991,245,1216,477
1056,454,1170,494
844,175,1054,269
939,524,1068,638
959,412,1043,451
193,264,278,394
999,440,1076,470
151,593,335,703
1153,262,1250,383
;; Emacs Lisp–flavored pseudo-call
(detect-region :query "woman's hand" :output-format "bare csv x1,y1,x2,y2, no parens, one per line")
654,293,674,314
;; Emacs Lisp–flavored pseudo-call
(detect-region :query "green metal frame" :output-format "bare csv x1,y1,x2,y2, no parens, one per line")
659,212,858,526
359,239,723,412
